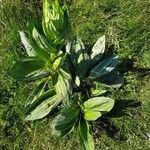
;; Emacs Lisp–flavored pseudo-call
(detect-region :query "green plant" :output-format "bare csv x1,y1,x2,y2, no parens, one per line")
9,0,124,149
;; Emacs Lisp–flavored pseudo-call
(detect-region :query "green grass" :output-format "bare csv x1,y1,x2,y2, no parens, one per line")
0,0,150,149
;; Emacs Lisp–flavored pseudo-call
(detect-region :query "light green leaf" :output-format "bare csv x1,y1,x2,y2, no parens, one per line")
42,0,58,41
25,90,61,121
91,35,105,61
51,108,79,137
75,76,80,86
84,97,115,112
91,89,107,97
55,69,72,103
90,55,118,79
9,57,45,80
79,119,94,150
83,97,115,121
91,82,107,97
19,31,36,56
84,111,101,121
52,53,66,71
42,0,70,45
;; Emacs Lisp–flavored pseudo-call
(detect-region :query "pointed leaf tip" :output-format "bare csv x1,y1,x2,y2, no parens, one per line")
91,35,105,60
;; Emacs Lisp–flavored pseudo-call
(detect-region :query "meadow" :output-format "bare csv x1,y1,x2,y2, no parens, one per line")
0,0,150,149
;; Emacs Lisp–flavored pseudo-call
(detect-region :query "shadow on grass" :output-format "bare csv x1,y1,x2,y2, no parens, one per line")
93,99,142,141
118,58,150,77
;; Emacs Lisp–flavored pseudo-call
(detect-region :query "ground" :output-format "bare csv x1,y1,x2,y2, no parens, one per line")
0,0,150,149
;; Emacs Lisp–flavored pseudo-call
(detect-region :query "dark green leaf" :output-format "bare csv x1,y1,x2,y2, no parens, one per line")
96,70,124,88
54,6,71,46
51,108,79,137
90,55,118,79
66,37,90,77
30,28,50,61
79,118,88,141
79,119,94,150
33,28,56,53
10,57,45,80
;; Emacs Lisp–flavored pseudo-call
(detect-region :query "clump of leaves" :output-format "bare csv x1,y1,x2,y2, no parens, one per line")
9,0,124,149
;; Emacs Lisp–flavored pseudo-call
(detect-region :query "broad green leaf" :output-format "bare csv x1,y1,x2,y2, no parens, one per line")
79,119,94,150
83,97,115,121
66,40,77,74
84,111,101,121
25,90,61,121
90,55,118,79
9,57,45,80
84,97,115,113
91,35,105,61
51,108,79,137
19,31,36,56
96,70,124,88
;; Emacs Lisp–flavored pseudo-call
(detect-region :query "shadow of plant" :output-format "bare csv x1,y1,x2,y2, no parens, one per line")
106,99,142,118
93,99,142,141
118,58,150,77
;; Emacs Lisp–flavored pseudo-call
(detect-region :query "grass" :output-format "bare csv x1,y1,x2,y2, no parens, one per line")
0,0,150,149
